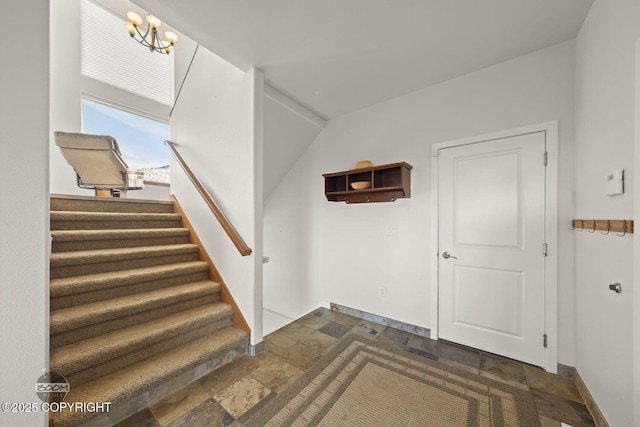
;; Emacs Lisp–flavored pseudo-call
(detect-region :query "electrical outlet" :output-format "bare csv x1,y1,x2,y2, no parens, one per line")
385,225,398,236
379,286,386,297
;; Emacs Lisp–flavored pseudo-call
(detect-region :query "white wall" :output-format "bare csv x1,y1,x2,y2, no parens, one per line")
635,39,640,427
0,1,49,426
263,85,325,200
134,182,171,200
574,1,639,425
170,45,264,344
264,41,577,362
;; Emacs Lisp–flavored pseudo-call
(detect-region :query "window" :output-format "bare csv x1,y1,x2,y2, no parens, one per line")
82,99,170,183
81,0,174,106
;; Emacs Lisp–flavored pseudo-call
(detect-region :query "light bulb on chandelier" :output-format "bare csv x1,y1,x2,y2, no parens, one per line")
125,11,178,55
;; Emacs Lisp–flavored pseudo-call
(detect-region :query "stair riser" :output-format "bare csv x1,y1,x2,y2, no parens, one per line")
51,252,198,279
52,235,191,252
65,319,233,387
51,197,174,214
51,271,210,310
51,219,183,230
51,294,219,349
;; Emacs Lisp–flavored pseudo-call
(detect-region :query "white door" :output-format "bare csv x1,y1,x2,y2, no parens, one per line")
438,132,546,367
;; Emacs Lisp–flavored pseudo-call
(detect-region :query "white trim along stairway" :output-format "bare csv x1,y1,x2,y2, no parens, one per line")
49,195,248,426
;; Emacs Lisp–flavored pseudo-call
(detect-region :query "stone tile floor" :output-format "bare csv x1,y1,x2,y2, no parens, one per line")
115,307,596,426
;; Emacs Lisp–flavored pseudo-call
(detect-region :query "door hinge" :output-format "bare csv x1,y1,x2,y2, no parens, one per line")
543,243,548,257
544,151,548,166
543,334,548,348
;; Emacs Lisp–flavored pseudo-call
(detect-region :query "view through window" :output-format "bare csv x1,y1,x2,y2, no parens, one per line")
82,99,170,183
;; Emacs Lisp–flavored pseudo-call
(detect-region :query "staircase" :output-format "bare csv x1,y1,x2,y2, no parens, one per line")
49,195,248,426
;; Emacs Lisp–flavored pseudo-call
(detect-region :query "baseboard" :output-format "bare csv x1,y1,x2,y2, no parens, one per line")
330,303,430,338
572,367,609,427
263,307,297,336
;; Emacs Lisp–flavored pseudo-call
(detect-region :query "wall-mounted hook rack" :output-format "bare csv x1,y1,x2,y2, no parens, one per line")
571,219,634,235
617,219,628,237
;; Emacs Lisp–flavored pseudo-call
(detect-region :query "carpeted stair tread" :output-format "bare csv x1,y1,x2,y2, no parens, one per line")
55,326,248,427
50,267,212,311
51,228,191,252
50,280,219,334
50,261,210,298
65,317,234,388
50,211,183,230
51,228,190,242
51,194,174,213
51,302,233,376
52,228,189,241
51,211,182,222
50,294,220,349
50,243,198,268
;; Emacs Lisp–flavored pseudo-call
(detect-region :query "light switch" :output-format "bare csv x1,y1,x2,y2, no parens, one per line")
605,169,624,196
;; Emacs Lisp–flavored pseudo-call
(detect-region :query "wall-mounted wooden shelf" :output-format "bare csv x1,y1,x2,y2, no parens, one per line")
323,162,412,203
571,219,634,234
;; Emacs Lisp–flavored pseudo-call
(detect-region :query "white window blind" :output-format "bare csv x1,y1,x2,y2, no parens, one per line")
81,0,174,106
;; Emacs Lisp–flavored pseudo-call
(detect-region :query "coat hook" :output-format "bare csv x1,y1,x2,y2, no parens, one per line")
576,220,584,232
589,220,596,233
569,220,575,230
617,219,627,237
601,219,611,235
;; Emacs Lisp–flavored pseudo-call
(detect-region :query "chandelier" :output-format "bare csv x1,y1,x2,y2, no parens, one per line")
125,12,178,55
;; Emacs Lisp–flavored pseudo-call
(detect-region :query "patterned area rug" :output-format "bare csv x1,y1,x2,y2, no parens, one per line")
243,335,540,427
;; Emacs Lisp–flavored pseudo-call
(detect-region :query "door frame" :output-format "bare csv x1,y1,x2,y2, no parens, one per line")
430,121,559,373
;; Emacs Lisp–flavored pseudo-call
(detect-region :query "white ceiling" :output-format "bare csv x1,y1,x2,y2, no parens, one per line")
133,0,593,119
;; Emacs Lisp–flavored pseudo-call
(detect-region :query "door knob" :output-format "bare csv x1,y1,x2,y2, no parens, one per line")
442,252,457,260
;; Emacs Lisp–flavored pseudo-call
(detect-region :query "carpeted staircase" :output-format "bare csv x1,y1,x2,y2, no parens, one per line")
50,195,248,426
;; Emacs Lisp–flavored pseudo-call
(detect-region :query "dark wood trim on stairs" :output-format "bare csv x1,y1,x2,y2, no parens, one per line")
171,195,251,335
165,140,252,256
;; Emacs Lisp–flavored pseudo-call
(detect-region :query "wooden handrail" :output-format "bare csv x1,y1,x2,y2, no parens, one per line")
165,140,253,256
